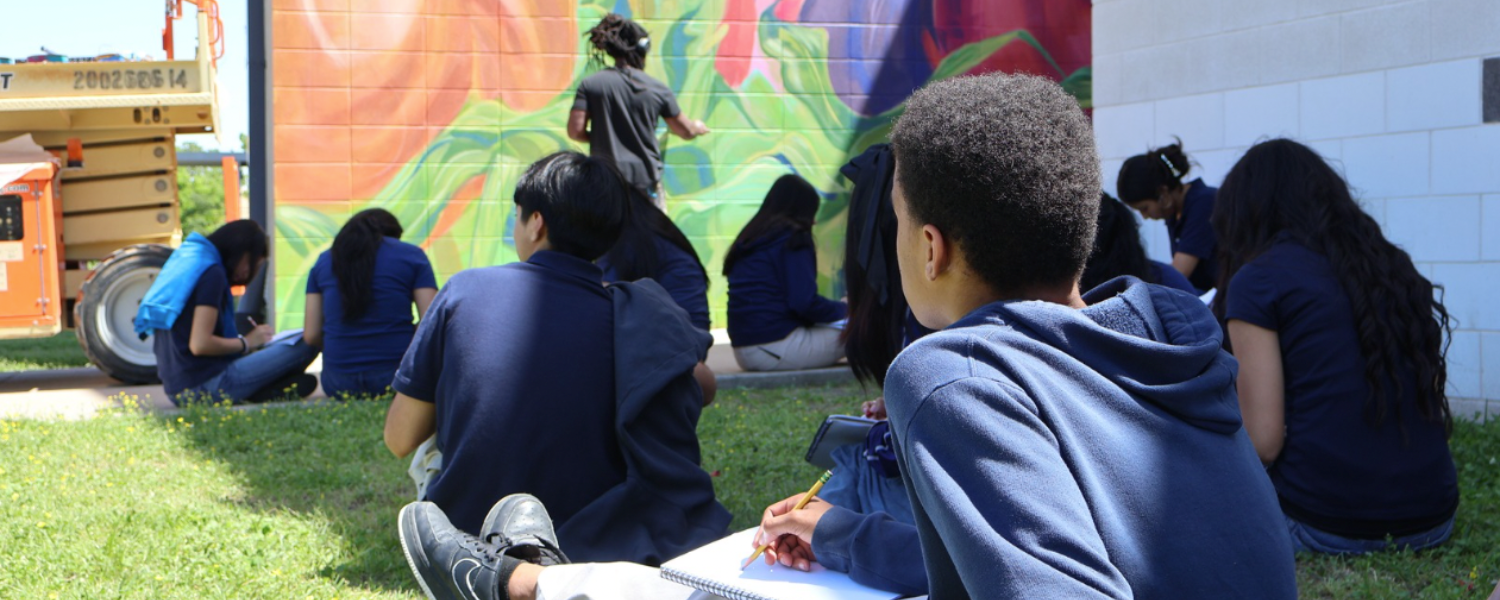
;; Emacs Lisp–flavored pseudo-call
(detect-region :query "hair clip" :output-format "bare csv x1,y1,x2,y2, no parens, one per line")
638,37,650,49
1158,154,1182,179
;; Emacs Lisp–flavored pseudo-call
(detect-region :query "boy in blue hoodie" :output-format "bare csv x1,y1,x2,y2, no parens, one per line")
866,73,1297,597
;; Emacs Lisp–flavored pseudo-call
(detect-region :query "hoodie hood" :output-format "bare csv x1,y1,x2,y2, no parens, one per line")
966,276,1241,434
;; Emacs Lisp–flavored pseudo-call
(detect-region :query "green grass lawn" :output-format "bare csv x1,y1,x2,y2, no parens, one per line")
0,385,1496,598
0,333,90,372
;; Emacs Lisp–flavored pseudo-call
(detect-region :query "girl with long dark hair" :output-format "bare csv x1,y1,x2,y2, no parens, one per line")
724,174,847,371
304,208,437,398
567,13,709,207
141,219,319,404
1116,140,1219,291
1081,192,1197,294
598,186,719,404
598,189,710,331
1215,139,1457,554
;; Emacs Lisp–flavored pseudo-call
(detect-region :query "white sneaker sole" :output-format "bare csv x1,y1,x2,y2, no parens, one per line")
398,503,440,600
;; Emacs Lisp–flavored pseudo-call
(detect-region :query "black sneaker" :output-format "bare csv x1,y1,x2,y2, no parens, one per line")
480,494,570,566
399,501,520,600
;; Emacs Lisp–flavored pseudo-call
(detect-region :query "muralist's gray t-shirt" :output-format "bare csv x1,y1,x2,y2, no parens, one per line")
573,67,681,195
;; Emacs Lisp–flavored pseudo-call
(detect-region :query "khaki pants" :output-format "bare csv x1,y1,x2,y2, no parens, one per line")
732,325,845,372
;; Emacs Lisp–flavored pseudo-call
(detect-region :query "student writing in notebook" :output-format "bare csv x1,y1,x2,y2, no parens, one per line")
870,73,1296,598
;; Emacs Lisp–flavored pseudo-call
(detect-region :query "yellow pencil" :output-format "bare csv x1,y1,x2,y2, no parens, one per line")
742,469,833,570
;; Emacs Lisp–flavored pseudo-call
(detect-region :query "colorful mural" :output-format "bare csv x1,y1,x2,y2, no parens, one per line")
270,0,1091,329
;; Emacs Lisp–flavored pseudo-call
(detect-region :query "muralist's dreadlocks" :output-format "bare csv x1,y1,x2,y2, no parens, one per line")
585,13,650,70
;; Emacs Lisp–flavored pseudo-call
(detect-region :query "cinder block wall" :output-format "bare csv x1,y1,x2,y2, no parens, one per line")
269,0,1092,331
1092,0,1500,416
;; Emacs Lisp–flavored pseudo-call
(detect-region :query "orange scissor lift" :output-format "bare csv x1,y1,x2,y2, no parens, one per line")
0,4,225,382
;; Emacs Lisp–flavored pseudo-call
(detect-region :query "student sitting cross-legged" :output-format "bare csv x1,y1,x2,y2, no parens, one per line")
304,208,437,399
381,151,729,566
870,73,1296,598
138,220,319,405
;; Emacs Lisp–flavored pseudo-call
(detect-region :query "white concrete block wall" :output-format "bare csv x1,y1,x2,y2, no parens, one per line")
1094,0,1500,414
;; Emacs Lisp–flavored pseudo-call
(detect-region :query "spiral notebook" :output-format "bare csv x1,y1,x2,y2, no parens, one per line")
659,527,904,600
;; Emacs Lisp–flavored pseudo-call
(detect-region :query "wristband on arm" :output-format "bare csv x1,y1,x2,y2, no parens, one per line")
238,335,249,355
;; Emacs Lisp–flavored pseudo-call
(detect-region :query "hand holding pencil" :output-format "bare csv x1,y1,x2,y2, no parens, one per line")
746,470,834,571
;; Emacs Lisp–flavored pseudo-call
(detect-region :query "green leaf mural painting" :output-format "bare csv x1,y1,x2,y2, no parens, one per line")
270,0,1091,329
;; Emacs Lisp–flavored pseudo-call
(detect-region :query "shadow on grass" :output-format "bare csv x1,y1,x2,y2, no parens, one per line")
157,394,416,596
146,382,876,595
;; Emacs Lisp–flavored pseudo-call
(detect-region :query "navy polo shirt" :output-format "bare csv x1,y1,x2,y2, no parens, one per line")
392,250,624,535
1226,240,1458,537
154,263,236,398
598,234,711,331
306,238,436,373
1166,179,1220,291
726,231,847,347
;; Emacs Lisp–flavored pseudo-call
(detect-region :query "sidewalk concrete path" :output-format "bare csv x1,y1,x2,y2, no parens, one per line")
0,332,852,420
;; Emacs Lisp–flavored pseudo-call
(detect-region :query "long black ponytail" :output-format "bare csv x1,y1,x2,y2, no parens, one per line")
331,208,404,321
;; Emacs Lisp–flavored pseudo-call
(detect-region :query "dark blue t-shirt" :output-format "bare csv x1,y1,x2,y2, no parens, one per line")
726,232,847,347
1148,259,1199,294
1226,240,1458,537
1166,179,1219,292
392,250,625,535
306,238,436,373
153,263,236,398
598,234,710,331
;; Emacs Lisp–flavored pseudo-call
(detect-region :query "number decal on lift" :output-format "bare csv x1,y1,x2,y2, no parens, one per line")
69,68,186,90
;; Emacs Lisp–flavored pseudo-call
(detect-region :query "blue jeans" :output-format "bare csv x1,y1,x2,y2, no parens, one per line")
181,339,319,405
1286,514,1454,555
320,366,397,400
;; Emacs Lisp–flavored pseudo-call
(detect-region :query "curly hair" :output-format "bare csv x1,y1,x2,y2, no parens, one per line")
1213,138,1453,434
585,13,650,70
890,73,1100,294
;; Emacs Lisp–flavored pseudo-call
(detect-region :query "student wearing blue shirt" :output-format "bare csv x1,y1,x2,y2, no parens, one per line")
1117,141,1220,292
1081,192,1200,294
724,174,847,371
146,220,319,404
303,209,437,399
1215,139,1459,554
385,152,728,569
390,77,1297,600
597,188,718,404
771,74,1296,598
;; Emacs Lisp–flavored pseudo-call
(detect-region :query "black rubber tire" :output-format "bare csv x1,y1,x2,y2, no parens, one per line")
75,244,173,383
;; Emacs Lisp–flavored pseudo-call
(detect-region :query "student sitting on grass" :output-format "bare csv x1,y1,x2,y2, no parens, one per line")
1213,139,1458,554
390,77,1299,600
869,73,1296,598
1117,140,1219,292
1081,192,1198,294
382,151,728,565
596,187,717,404
303,208,437,399
137,219,319,405
724,174,847,372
